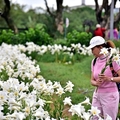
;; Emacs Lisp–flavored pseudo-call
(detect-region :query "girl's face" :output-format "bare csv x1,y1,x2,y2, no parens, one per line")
91,46,102,58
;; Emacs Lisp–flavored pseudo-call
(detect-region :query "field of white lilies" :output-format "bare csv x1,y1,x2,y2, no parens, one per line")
0,42,115,119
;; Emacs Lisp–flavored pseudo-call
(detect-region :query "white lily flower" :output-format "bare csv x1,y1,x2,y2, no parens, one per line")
105,114,112,120
37,98,46,107
9,98,21,106
110,47,117,54
69,104,85,117
0,91,8,104
112,54,120,62
81,112,91,120
33,106,49,119
63,96,72,105
14,111,25,120
56,87,65,96
24,106,31,115
89,106,100,117
0,111,5,120
100,48,109,56
80,97,91,105
64,81,74,93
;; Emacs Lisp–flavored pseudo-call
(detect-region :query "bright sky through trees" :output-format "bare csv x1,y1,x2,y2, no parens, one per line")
11,0,120,10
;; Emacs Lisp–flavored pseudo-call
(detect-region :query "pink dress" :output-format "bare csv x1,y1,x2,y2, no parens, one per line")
91,57,120,120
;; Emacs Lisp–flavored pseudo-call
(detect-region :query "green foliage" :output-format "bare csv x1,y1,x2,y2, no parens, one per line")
113,40,120,49
53,38,67,46
0,69,9,81
30,52,57,62
0,3,97,39
21,24,53,45
0,30,15,45
66,30,92,46
0,24,53,46
63,6,96,34
0,25,93,46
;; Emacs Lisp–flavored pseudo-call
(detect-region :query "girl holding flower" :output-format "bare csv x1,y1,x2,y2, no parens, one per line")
87,36,120,120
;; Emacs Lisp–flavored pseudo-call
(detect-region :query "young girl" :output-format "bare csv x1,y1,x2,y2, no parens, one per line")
87,36,120,119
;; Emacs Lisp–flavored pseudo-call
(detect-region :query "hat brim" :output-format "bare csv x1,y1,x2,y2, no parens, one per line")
87,44,96,49
87,41,105,49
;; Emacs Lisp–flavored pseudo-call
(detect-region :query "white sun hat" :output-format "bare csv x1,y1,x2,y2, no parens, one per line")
96,24,101,28
87,36,105,49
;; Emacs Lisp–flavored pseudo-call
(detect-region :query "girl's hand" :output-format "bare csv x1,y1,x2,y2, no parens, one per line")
91,78,103,87
98,74,110,81
96,78,103,86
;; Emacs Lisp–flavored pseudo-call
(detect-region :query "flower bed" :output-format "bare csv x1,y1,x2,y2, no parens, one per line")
0,43,115,119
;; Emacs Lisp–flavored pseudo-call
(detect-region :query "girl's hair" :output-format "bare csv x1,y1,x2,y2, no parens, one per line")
106,40,116,48
97,40,116,48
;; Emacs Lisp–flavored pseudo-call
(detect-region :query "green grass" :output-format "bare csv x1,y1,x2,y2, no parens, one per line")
38,55,94,103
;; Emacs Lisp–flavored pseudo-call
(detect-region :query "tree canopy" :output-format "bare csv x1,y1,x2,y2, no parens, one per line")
0,0,120,38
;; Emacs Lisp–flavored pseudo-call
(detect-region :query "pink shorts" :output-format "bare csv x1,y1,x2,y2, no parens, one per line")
92,91,119,120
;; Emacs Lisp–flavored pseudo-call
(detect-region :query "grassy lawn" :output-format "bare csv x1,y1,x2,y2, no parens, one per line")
38,55,94,103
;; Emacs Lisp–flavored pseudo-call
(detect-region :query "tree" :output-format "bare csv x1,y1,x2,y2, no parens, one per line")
0,0,18,33
94,0,120,28
44,0,64,34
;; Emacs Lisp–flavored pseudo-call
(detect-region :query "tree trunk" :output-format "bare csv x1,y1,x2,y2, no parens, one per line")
55,0,64,34
44,0,64,34
1,0,18,33
94,0,120,28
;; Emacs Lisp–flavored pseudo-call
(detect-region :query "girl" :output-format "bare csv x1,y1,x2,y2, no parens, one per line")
87,36,120,119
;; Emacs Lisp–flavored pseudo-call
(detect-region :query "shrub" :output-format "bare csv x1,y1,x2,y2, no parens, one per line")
0,30,15,45
66,30,92,46
24,24,53,46
0,24,53,46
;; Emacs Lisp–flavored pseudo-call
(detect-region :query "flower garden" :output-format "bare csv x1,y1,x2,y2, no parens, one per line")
0,42,118,119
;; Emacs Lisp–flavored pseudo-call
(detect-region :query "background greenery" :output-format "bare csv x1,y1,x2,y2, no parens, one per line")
0,4,119,47
0,5,96,39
